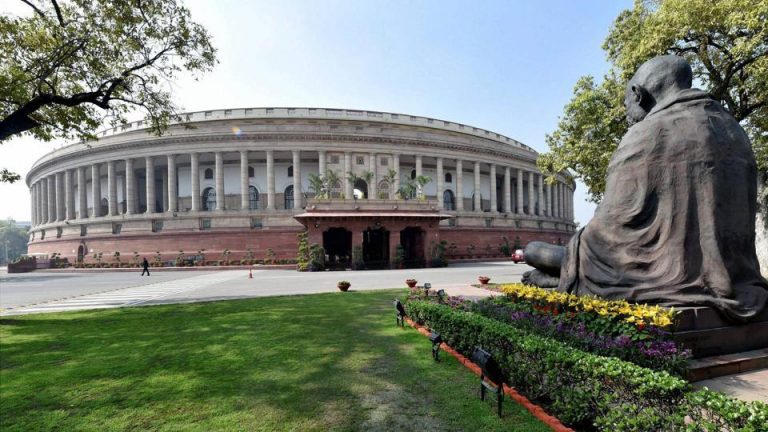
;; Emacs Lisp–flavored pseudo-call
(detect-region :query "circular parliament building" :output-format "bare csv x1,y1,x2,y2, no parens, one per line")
26,107,576,268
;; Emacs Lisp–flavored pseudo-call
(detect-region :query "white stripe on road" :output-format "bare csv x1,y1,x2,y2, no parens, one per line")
2,271,257,315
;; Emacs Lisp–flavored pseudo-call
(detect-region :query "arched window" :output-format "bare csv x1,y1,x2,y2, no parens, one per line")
287,165,293,178
249,186,259,210
445,172,452,183
248,166,255,178
378,180,390,199
202,187,216,211
410,169,416,180
204,168,213,180
443,190,455,211
284,185,294,209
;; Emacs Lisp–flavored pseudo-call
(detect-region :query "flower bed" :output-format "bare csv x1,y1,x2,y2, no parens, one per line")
499,283,676,328
406,300,768,431
471,296,689,374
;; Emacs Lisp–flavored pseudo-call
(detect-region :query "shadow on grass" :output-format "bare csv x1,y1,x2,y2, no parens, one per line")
0,290,548,432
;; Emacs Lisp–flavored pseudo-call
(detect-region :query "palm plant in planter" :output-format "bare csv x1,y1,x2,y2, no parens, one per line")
337,280,351,291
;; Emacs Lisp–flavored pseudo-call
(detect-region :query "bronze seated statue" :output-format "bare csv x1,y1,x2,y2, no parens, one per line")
523,55,768,323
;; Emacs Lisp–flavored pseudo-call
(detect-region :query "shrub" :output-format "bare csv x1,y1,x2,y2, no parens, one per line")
406,301,687,429
309,243,325,271
406,301,767,431
296,232,310,271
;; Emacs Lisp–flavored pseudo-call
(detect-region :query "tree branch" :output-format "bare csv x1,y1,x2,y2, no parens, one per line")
20,0,46,19
50,0,66,27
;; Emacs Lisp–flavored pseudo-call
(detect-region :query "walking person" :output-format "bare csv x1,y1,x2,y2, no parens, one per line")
141,257,150,276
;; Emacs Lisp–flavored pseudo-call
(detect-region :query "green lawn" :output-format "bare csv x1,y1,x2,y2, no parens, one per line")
0,289,548,431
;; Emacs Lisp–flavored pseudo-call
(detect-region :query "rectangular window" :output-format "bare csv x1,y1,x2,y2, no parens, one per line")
447,219,456,227
485,218,493,228
250,218,263,229
80,225,87,236
356,156,365,165
199,219,212,230
152,220,163,233
112,223,122,235
224,110,232,116
56,227,63,238
330,155,340,164
41,230,45,240
391,114,399,119
288,108,296,115
380,158,388,166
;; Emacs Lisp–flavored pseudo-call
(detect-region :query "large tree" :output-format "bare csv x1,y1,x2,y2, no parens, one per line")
0,220,29,264
0,0,217,182
538,0,768,270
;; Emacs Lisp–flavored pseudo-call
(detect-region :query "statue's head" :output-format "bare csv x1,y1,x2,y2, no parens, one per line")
624,55,693,126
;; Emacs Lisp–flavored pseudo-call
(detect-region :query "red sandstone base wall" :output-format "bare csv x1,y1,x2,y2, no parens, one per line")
28,227,574,265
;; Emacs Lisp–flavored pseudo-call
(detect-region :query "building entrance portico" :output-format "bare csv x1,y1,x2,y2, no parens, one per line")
296,199,450,269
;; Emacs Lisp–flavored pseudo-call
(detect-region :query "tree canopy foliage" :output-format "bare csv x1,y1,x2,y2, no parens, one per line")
539,0,768,203
0,0,217,181
0,220,29,264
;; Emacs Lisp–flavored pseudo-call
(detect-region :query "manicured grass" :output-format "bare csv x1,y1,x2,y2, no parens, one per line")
0,289,548,431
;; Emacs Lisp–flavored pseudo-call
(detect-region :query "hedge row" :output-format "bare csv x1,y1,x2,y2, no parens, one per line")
407,300,768,431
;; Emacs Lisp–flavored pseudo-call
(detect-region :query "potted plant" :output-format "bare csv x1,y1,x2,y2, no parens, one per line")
478,276,491,285
337,280,351,292
406,278,418,288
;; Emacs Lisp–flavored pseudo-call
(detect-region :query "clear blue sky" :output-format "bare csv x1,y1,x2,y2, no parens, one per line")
0,0,633,223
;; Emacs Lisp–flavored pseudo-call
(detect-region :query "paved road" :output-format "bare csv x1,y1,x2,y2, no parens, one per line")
0,261,531,315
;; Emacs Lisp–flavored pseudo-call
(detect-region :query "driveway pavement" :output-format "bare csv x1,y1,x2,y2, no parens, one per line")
0,261,530,314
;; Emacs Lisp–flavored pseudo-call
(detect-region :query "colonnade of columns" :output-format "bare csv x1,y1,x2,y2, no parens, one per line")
28,150,575,227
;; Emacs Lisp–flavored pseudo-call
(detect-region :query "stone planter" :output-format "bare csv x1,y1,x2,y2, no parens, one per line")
406,279,418,288
337,282,351,292
478,276,491,285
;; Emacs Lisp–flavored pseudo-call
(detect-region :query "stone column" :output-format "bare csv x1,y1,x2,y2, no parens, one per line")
528,171,535,216
473,161,481,212
546,183,553,218
30,184,36,226
537,173,545,216
266,150,275,210
77,167,86,219
490,164,497,213
125,159,135,215
215,151,224,211
91,165,101,218
42,178,50,223
415,155,422,178
555,182,562,219
436,157,444,208
160,168,168,213
167,154,177,213
107,161,117,216
240,151,249,210
145,157,155,214
318,150,327,177
368,153,377,199
343,152,352,199
516,169,524,215
190,153,200,212
293,150,302,208
455,159,464,211
503,166,511,213
55,172,64,221
65,170,74,220
393,154,400,194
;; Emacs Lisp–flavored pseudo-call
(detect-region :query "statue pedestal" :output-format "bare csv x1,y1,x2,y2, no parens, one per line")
673,306,768,358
